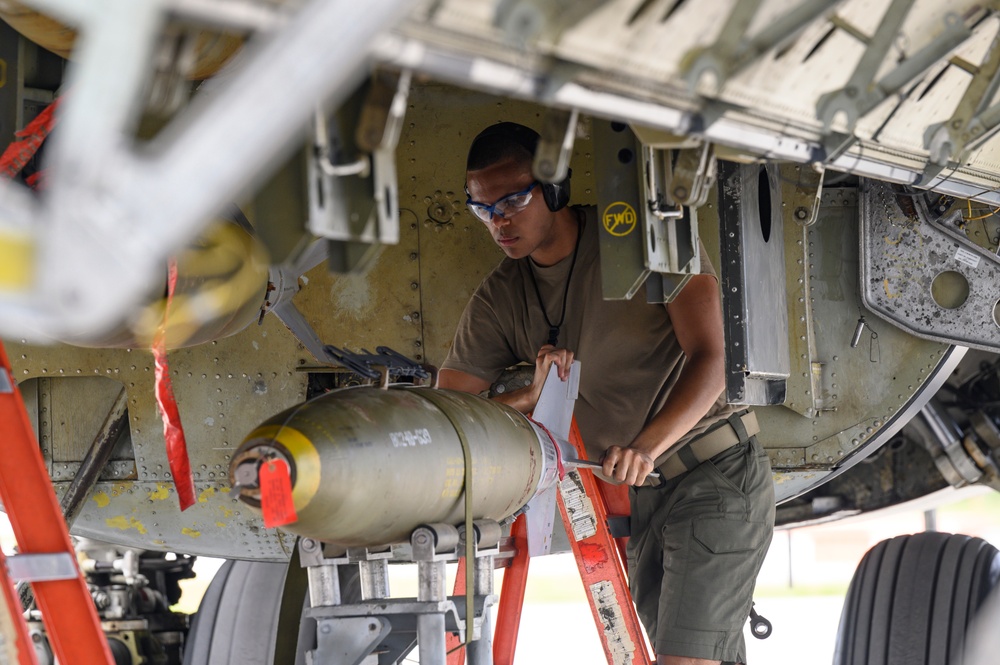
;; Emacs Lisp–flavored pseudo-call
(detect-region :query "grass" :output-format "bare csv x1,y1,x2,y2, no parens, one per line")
754,583,849,598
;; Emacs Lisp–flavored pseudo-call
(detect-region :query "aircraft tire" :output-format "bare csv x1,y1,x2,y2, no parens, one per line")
182,559,311,665
833,532,1000,665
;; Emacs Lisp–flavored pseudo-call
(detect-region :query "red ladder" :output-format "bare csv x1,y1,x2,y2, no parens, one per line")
0,341,114,664
0,546,35,665
493,418,654,665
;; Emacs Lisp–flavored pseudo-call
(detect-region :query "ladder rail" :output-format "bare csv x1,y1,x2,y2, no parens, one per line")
491,418,654,665
0,547,37,665
0,342,114,665
555,419,654,665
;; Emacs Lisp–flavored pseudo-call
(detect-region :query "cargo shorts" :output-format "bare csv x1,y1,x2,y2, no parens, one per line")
627,436,775,663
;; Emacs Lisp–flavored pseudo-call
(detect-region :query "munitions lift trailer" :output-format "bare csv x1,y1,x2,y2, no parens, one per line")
294,418,654,665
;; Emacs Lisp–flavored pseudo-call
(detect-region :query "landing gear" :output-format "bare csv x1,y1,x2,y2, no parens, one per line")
834,532,1000,665
182,559,312,665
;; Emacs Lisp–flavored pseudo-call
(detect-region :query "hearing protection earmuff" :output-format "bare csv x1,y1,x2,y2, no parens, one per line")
467,122,571,212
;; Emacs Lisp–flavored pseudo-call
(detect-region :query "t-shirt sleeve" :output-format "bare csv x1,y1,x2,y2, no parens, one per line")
697,239,718,280
441,290,520,384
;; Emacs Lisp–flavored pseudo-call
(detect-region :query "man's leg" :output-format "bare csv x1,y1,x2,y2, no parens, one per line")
631,437,774,664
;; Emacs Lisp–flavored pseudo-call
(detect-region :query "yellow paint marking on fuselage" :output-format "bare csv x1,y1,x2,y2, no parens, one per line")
149,483,172,501
106,516,148,535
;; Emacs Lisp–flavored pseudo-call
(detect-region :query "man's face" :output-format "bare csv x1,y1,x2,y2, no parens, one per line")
466,157,556,261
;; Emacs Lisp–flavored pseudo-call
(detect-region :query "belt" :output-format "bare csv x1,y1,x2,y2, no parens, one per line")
658,410,760,481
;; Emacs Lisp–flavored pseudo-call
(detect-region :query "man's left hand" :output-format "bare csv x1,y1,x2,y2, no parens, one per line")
601,446,656,486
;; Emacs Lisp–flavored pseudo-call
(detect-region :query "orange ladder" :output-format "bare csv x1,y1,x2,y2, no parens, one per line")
0,341,114,664
492,419,654,665
0,546,35,665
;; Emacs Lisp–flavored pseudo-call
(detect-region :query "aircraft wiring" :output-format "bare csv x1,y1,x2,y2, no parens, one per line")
964,199,1000,221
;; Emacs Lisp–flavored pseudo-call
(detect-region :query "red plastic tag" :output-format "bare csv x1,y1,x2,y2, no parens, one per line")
260,459,297,529
0,97,60,179
153,260,196,511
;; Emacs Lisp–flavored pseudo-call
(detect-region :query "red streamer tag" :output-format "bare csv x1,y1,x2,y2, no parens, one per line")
0,98,60,179
260,459,297,529
152,261,196,511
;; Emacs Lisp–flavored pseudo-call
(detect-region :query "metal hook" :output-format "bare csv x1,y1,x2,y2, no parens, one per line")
749,602,772,639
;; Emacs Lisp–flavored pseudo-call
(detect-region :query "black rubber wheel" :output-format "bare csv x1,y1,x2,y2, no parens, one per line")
833,532,1000,665
182,559,312,665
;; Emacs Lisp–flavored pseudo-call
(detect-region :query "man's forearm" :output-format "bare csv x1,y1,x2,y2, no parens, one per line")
628,350,726,460
491,386,536,414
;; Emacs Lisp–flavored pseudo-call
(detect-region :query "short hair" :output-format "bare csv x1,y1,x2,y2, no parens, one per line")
466,122,539,172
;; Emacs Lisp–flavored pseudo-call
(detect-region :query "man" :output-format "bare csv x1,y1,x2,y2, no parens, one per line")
439,122,775,665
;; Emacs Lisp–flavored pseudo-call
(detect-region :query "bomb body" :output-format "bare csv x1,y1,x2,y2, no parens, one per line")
230,386,562,547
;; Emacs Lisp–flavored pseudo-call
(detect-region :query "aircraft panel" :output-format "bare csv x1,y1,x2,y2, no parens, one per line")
5,315,308,559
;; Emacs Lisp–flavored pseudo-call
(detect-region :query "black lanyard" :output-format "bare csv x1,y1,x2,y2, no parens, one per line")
527,221,582,347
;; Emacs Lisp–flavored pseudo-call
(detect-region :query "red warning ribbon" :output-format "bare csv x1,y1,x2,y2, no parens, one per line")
152,261,196,511
0,98,60,180
259,458,297,529
528,416,566,481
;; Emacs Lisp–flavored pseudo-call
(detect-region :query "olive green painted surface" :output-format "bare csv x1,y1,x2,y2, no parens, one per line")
4,313,307,559
0,82,955,558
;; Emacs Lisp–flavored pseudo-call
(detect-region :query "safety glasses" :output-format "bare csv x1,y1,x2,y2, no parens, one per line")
465,181,538,223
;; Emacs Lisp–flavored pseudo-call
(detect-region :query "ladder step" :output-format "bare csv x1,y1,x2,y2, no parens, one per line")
5,553,79,583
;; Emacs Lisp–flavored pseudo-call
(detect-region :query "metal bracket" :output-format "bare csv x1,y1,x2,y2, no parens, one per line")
324,345,430,382
533,108,578,184
493,0,607,46
644,203,699,291
592,121,649,300
593,122,704,303
646,273,693,304
258,237,334,364
642,146,700,291
312,616,390,665
671,143,716,208
971,411,1000,457
859,181,1000,351
918,400,982,487
308,70,409,273
927,21,1000,162
817,3,971,132
681,0,839,94
967,412,1000,491
779,163,825,227
147,24,200,116
269,298,338,367
411,523,460,563
925,27,1000,164
644,147,683,221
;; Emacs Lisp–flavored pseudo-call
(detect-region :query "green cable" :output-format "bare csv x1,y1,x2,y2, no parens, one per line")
413,390,476,648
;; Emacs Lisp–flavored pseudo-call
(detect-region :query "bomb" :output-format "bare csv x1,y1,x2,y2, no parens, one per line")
229,385,564,547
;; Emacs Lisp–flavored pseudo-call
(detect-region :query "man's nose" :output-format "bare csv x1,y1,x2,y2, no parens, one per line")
490,213,511,228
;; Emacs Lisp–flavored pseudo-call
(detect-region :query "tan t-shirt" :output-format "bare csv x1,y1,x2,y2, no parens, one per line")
442,205,735,466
